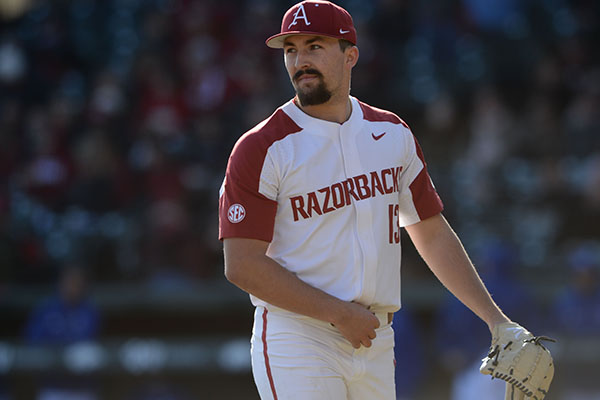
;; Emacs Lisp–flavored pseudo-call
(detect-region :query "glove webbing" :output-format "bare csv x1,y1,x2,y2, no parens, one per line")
489,336,556,397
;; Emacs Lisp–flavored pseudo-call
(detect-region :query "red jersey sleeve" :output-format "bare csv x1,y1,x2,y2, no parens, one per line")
219,137,278,242
408,135,444,221
219,109,302,242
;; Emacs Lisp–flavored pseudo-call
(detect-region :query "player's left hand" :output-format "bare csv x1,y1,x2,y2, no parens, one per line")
480,322,555,400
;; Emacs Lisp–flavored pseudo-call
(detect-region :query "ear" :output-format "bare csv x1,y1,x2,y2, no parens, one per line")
346,46,359,68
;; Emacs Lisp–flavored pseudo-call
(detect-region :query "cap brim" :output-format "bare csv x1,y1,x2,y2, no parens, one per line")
265,31,350,48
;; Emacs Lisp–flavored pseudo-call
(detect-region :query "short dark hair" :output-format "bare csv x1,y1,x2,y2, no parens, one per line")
339,39,354,52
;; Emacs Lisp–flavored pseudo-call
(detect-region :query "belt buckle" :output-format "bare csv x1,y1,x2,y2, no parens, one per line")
374,312,393,326
367,306,393,326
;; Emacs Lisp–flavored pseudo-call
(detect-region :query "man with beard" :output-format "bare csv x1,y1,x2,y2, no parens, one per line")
218,1,521,399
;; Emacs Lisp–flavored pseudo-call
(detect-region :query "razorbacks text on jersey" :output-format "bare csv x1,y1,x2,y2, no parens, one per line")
219,96,443,312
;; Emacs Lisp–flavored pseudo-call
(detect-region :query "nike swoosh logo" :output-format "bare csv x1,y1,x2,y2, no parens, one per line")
339,29,350,34
372,132,386,141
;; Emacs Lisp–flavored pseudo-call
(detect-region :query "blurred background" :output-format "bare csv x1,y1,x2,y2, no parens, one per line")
0,0,598,399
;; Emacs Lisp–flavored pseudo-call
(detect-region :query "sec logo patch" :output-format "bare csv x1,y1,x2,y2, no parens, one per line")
228,204,246,223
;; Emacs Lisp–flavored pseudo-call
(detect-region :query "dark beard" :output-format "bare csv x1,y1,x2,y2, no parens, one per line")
293,69,332,106
296,80,332,106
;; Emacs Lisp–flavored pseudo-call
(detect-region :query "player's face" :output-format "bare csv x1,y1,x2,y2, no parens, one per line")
283,35,347,106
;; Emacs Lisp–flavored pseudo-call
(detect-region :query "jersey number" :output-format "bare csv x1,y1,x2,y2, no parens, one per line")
388,204,400,244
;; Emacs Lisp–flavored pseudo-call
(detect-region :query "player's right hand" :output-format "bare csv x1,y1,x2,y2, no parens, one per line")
331,301,380,349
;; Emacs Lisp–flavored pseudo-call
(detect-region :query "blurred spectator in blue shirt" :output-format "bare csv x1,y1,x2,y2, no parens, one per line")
392,309,425,400
25,266,99,345
24,265,100,400
553,241,600,336
433,237,543,400
550,241,600,399
435,238,540,371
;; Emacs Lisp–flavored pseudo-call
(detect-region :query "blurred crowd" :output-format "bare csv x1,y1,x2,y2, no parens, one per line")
1,0,598,284
0,0,599,398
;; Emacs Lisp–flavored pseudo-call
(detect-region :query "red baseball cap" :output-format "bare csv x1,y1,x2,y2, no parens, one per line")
266,1,357,49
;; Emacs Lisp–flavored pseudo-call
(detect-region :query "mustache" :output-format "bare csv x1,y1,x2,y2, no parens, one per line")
293,69,323,82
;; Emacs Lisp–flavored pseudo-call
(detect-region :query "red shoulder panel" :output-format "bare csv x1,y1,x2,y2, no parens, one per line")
408,136,444,220
219,109,302,241
358,101,410,129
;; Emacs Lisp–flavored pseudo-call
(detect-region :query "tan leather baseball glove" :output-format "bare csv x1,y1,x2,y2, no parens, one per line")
480,322,555,400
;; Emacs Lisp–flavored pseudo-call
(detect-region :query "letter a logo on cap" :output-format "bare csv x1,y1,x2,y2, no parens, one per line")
288,4,311,29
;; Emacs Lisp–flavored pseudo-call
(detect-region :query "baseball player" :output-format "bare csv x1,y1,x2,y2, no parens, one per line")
219,1,550,399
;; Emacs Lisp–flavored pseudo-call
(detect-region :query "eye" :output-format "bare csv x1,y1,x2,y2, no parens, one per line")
285,47,297,54
310,44,322,50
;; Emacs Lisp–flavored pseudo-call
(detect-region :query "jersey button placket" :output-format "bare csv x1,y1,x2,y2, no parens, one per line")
338,120,366,304
339,120,378,305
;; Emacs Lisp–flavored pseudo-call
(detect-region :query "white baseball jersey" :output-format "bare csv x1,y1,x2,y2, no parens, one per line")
219,96,443,312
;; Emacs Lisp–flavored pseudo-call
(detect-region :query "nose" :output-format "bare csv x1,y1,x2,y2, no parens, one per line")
294,48,311,69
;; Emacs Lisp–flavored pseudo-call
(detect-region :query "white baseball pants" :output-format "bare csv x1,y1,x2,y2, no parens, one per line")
250,306,396,400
